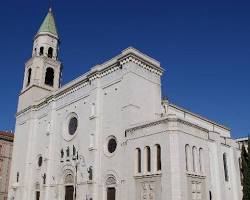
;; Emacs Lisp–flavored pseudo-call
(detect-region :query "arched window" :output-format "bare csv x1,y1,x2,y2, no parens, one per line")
45,67,54,86
39,47,44,56
26,68,32,86
223,153,229,181
199,148,203,173
156,144,161,171
192,146,198,172
48,47,53,58
135,148,141,173
185,144,191,171
145,146,151,172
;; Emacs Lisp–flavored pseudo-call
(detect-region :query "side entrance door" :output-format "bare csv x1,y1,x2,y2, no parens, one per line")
107,187,116,200
65,186,74,200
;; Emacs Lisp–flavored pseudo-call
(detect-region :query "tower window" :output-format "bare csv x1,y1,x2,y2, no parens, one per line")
48,47,53,58
45,67,54,86
27,68,32,87
39,47,44,56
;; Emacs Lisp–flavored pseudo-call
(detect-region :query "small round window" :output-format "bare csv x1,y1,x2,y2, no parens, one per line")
38,156,43,167
68,117,78,135
108,138,117,153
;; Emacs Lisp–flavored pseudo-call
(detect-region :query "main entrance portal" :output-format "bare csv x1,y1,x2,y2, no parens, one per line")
65,186,74,200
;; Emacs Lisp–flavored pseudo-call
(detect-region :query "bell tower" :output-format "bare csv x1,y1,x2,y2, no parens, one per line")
18,8,62,112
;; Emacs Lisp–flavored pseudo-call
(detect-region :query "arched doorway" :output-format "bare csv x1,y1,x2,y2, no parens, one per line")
34,182,40,200
64,173,74,200
106,175,117,200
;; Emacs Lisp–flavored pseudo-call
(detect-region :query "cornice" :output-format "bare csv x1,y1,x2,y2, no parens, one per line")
125,117,209,137
25,56,61,68
186,173,206,179
119,53,163,76
34,32,59,40
0,133,14,142
17,48,164,116
19,84,52,96
169,103,230,131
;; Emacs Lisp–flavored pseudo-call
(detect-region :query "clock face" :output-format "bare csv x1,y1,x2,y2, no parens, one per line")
68,117,78,135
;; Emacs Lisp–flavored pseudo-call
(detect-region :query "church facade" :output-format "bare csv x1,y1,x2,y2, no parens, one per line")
8,9,242,200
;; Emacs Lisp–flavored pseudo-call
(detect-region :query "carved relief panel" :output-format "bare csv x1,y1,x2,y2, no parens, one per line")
136,176,161,200
187,175,206,200
141,182,155,200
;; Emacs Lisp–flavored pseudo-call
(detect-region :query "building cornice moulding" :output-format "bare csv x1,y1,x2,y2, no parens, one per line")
125,116,209,137
17,47,163,116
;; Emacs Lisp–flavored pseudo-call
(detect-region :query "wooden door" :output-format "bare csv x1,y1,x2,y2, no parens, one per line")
65,186,74,200
107,187,116,200
36,191,40,200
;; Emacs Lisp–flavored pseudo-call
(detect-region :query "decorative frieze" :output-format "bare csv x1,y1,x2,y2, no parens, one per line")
119,55,163,76
17,51,163,116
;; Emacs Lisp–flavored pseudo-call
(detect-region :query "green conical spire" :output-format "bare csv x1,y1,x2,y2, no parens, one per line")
37,8,58,37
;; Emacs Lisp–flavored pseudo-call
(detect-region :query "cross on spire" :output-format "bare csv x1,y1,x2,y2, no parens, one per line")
49,0,53,11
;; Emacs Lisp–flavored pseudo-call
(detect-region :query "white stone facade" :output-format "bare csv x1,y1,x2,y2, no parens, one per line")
8,9,242,200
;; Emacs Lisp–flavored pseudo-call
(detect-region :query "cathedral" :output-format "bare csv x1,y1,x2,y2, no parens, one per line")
8,8,242,200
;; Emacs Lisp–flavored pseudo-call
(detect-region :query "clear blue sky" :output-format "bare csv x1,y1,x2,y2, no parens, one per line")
0,0,249,138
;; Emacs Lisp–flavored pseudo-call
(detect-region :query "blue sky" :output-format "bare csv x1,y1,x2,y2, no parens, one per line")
0,0,249,138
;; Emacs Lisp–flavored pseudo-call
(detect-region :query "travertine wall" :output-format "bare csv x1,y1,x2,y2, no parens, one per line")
0,132,13,200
